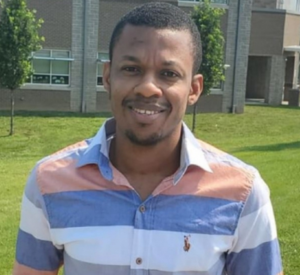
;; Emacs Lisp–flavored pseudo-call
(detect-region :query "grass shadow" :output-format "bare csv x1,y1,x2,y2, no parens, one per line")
0,110,112,118
233,141,300,153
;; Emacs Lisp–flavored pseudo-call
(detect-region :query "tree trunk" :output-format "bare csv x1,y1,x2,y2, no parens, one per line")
9,89,15,136
192,102,197,133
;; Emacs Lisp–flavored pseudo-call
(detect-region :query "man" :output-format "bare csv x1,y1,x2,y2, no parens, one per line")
13,2,283,275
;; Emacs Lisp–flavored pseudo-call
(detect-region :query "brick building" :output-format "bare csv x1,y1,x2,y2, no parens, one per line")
248,0,300,104
0,0,253,113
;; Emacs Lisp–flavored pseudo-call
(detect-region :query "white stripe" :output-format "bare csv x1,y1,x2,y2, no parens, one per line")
232,201,277,253
20,194,52,242
52,226,133,265
51,226,233,271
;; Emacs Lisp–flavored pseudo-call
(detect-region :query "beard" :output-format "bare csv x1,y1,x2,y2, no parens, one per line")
125,129,164,146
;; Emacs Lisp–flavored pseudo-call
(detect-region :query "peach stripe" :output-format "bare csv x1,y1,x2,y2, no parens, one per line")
163,164,254,202
13,261,60,275
50,140,88,157
38,158,129,195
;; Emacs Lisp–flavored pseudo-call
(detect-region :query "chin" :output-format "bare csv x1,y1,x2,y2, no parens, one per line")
125,130,164,147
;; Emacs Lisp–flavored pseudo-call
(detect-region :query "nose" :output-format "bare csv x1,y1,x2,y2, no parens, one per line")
133,74,163,98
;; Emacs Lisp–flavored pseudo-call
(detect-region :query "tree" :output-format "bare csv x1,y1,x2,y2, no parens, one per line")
191,0,225,132
0,0,44,135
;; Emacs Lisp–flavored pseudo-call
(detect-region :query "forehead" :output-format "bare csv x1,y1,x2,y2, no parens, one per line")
113,25,194,61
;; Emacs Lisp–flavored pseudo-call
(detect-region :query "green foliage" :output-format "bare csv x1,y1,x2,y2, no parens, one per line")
0,0,44,90
192,0,225,94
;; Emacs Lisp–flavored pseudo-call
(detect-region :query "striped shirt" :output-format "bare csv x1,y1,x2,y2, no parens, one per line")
14,118,283,275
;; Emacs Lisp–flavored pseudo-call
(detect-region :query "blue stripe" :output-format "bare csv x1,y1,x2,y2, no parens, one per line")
76,141,100,167
16,229,63,271
44,190,138,228
44,190,242,235
76,143,113,180
147,195,243,235
226,239,282,274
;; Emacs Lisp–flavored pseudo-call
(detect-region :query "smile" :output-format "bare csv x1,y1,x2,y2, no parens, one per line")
132,108,162,115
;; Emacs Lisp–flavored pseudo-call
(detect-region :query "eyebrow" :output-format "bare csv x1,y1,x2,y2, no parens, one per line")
121,55,140,62
121,55,180,67
162,60,178,67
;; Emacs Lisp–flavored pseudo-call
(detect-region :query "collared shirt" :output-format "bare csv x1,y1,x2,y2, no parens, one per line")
14,119,283,275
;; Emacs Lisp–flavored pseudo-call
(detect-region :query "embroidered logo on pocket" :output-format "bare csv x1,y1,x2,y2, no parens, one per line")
183,235,191,252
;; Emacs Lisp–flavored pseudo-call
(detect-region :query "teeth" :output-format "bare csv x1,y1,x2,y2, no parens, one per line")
133,108,159,115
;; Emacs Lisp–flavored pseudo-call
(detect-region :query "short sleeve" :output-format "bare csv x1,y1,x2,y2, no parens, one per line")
14,166,63,272
225,172,283,275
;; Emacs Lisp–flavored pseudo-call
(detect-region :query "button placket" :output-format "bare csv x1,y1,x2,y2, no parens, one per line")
139,205,146,213
131,204,147,270
136,257,143,265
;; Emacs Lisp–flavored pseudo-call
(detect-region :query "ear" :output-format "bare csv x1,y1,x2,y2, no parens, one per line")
103,62,111,95
188,74,203,105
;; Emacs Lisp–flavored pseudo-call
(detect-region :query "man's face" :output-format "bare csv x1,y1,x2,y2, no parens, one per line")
103,25,203,146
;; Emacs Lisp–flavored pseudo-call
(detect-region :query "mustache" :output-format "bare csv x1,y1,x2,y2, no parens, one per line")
122,97,170,108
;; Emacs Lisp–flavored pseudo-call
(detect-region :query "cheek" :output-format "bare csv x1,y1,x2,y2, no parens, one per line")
171,91,189,109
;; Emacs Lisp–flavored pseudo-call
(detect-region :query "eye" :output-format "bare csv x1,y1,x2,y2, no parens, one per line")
122,66,140,73
161,70,179,78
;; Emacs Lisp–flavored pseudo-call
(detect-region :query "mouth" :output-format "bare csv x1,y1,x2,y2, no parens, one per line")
126,103,169,125
130,107,164,115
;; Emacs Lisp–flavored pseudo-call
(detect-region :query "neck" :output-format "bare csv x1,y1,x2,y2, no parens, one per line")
110,131,182,177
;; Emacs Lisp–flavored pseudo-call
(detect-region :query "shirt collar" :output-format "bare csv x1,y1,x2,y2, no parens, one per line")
174,122,212,184
76,118,212,183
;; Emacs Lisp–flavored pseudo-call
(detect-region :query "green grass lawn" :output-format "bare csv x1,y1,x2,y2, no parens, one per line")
1,105,299,274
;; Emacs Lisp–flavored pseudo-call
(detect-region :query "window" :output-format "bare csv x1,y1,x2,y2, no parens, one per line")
278,0,300,12
97,53,109,86
27,50,73,85
212,81,222,90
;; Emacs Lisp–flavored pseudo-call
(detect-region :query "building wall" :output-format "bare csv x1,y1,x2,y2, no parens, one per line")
98,0,177,51
27,0,72,50
265,55,286,105
70,0,100,112
96,91,224,114
252,0,277,8
187,94,224,113
0,0,73,112
250,10,285,56
0,0,241,114
0,89,71,111
284,13,300,47
222,0,253,113
250,10,300,56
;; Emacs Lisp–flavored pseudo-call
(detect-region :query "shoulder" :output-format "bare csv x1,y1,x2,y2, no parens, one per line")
31,139,90,194
197,139,266,203
198,139,258,175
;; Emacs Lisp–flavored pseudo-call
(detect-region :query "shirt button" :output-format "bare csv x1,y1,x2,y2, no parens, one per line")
136,257,142,265
139,205,146,213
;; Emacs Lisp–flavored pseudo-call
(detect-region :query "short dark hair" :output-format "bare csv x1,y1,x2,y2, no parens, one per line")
108,2,202,74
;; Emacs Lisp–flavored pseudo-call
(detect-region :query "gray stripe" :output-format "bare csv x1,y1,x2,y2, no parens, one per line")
24,166,44,209
63,252,226,275
64,252,130,275
24,165,50,220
